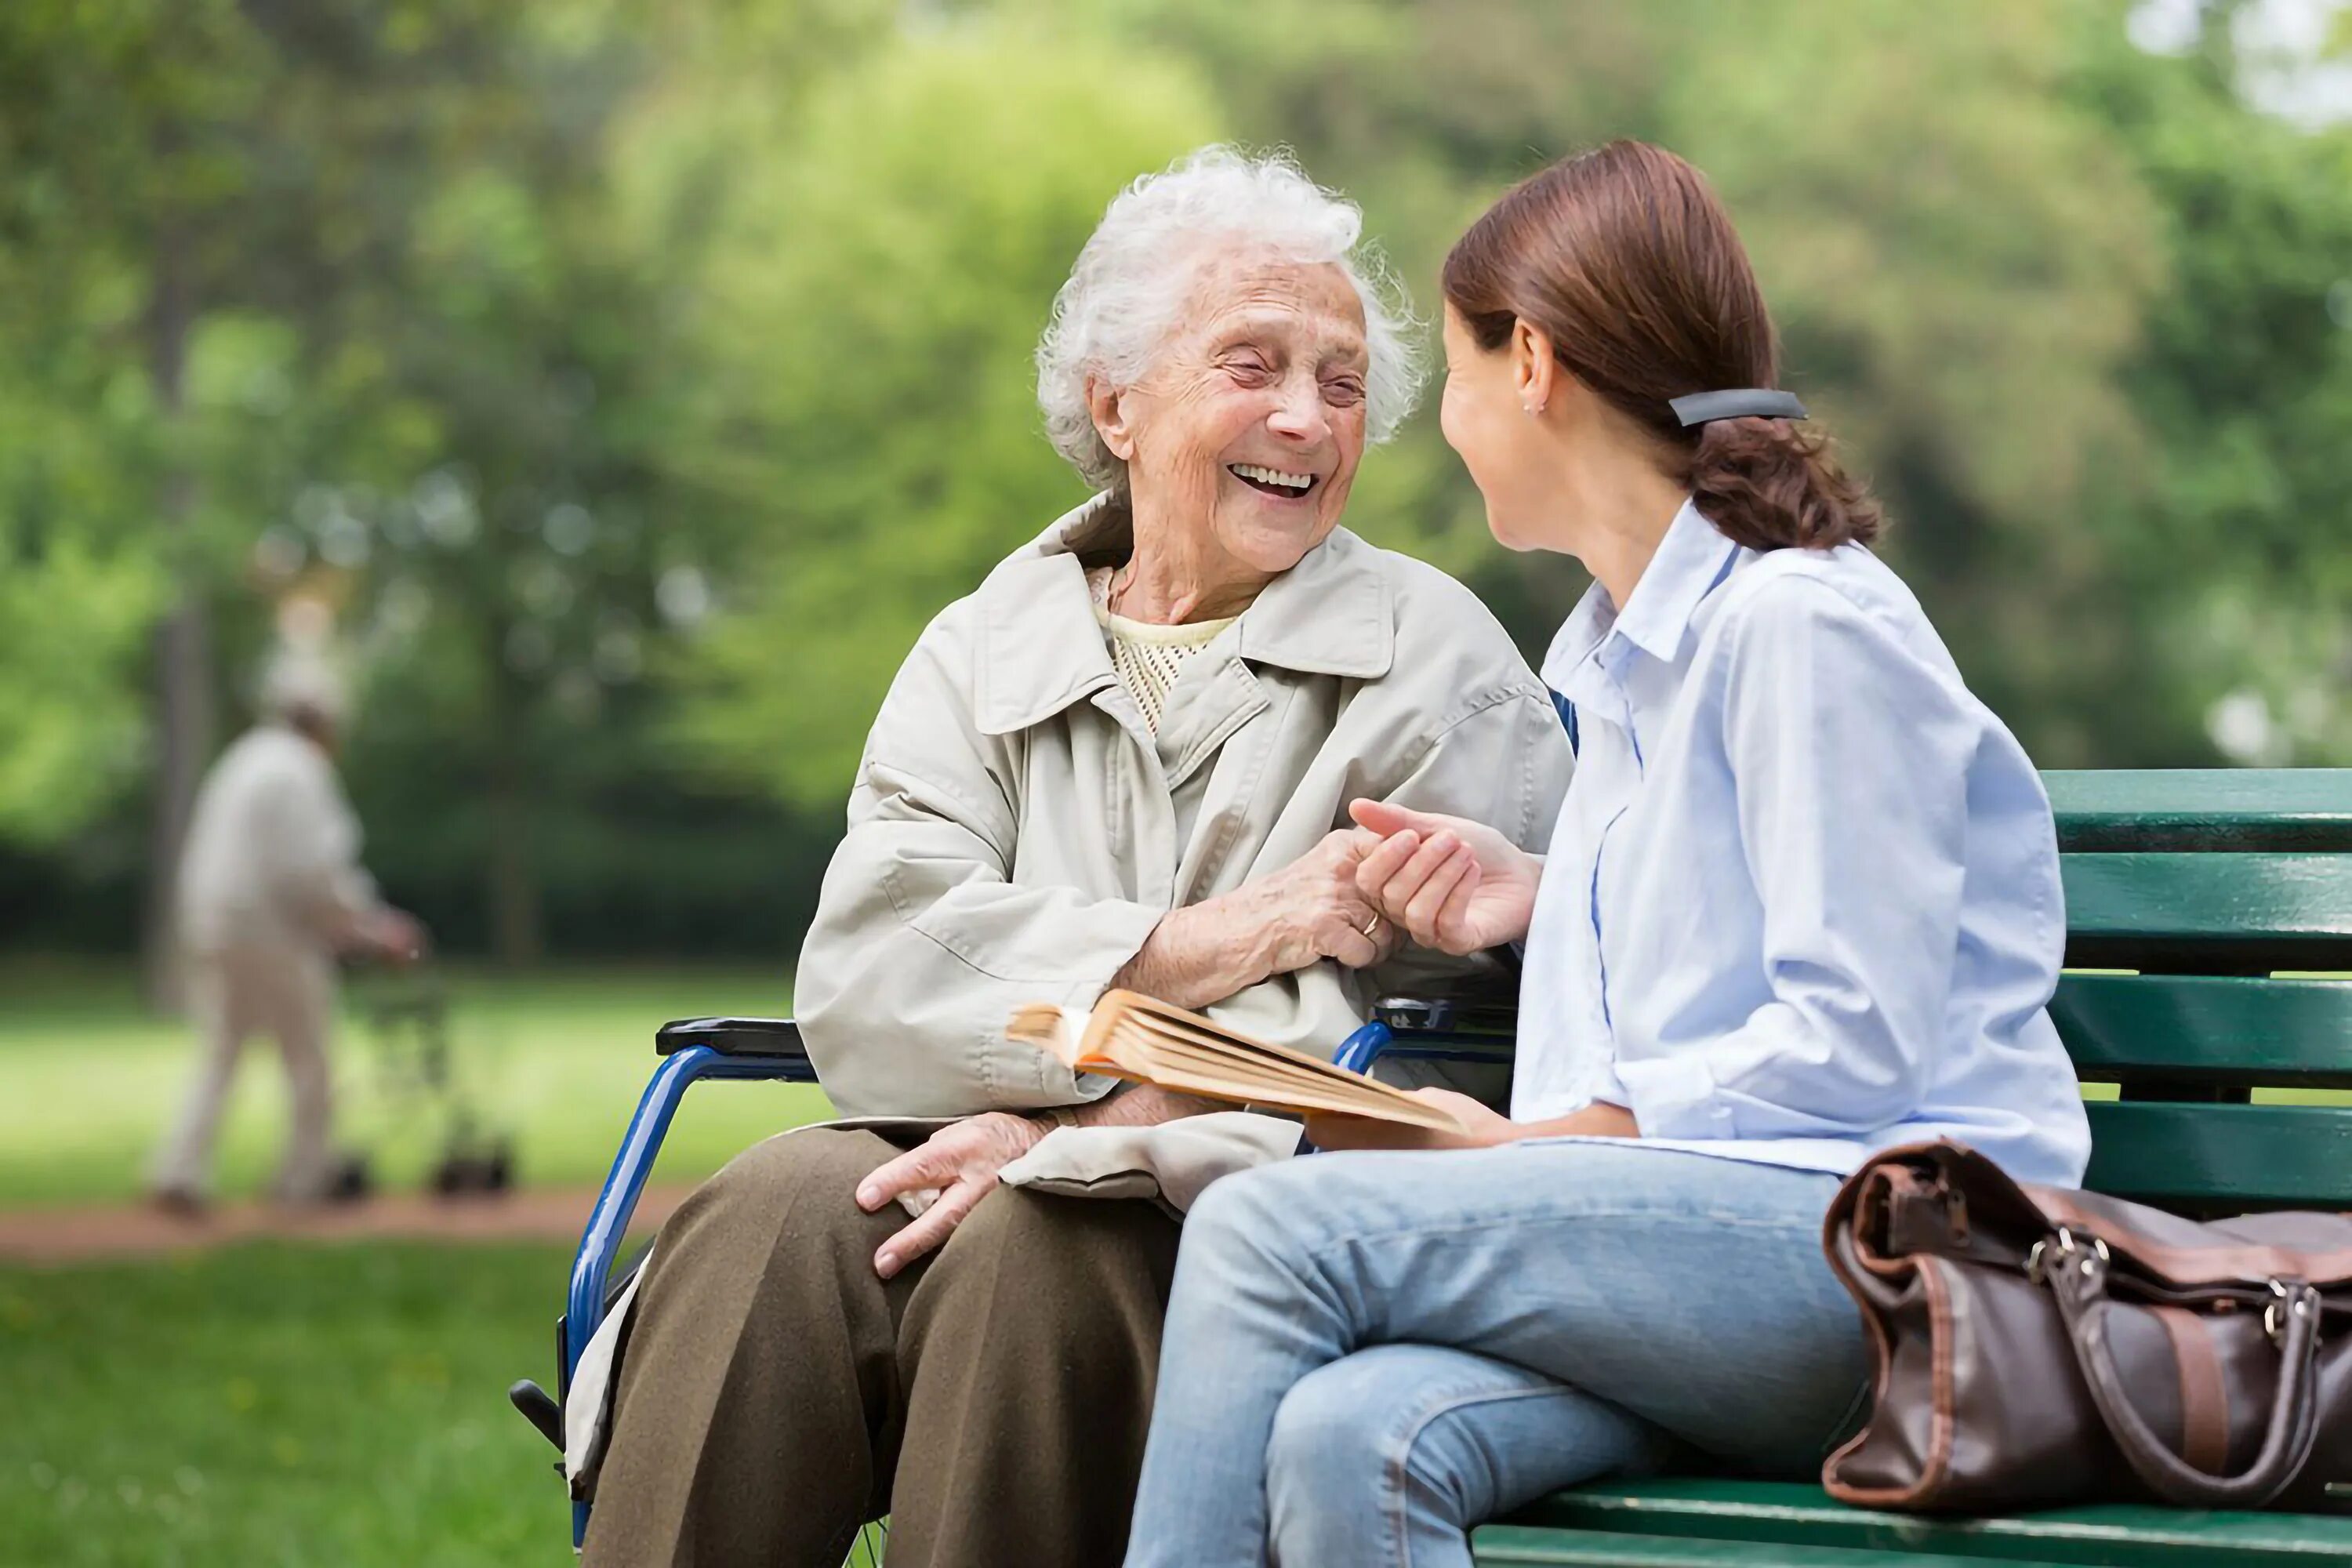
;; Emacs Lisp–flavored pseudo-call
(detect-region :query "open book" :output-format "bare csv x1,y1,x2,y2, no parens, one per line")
1007,989,1468,1134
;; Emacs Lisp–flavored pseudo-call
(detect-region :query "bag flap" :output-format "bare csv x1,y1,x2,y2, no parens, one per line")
2024,1186,2352,1289
1832,1142,2352,1290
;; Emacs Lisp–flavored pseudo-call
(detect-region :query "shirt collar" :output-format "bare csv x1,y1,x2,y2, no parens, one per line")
1539,498,1739,689
975,492,1394,735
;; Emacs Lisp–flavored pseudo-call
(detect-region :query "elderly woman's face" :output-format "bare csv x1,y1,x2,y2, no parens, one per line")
1105,256,1370,575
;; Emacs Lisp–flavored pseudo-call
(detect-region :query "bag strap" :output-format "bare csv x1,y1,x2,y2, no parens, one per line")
2047,1248,2325,1508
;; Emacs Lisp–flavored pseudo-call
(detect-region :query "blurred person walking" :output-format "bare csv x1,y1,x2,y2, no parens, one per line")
148,658,426,1214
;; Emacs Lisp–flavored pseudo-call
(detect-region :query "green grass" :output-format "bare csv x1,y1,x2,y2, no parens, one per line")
0,966,887,1566
1,1240,893,1568
0,962,837,1208
0,1242,578,1567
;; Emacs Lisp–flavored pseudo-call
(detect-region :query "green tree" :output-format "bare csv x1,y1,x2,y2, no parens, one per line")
662,18,1225,805
0,0,266,980
0,383,159,844
2069,4,2352,764
0,1,677,969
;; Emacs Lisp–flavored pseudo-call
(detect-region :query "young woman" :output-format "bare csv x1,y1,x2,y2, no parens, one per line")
1120,141,2093,1568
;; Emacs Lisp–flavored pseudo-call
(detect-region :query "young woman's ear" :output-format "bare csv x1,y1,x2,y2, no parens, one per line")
1510,320,1561,416
1086,376,1138,463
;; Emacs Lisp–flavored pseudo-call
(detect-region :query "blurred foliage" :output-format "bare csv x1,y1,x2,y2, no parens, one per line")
0,379,160,844
661,22,1224,800
1,0,2347,960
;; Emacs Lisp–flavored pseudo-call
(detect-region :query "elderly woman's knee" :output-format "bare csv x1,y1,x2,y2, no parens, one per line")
953,1186,1174,1279
656,1128,895,1275
914,1188,1176,1351
707,1127,882,1210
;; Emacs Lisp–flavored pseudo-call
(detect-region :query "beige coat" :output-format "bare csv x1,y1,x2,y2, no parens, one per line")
797,493,1572,1131
566,499,1572,1486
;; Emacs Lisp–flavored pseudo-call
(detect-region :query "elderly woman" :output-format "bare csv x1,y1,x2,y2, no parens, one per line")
579,147,1571,1568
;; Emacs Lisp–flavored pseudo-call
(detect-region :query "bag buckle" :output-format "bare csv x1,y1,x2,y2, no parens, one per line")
2265,1279,2318,1345
2027,1226,2109,1285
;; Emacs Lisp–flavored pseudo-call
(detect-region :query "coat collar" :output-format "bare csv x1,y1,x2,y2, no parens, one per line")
974,492,1396,736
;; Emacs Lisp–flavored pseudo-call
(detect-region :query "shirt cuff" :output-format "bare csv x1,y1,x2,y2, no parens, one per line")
1613,1053,1735,1141
1576,1055,1633,1114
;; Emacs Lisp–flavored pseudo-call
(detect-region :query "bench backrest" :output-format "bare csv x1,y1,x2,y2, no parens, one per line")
2047,770,2352,1211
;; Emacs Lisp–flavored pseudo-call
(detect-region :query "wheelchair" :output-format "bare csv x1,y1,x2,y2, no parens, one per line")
507,986,1516,1555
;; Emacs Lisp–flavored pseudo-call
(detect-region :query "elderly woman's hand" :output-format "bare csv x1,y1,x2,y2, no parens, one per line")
855,1112,1046,1279
1113,829,1400,1009
1240,827,1406,975
855,1084,1220,1278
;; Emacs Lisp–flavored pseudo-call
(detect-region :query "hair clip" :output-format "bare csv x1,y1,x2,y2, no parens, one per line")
1669,389,1807,427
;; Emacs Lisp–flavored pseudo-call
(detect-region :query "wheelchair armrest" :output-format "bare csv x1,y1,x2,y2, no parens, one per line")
655,1016,807,1059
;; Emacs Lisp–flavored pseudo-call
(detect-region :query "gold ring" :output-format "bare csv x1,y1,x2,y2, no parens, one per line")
1360,913,1383,939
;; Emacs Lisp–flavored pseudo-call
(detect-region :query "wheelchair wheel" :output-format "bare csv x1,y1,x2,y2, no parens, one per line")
430,1134,516,1196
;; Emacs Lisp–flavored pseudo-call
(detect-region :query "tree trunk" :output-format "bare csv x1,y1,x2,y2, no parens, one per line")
140,211,215,1013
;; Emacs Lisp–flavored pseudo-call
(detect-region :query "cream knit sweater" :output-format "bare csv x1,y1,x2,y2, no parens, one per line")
1086,565,1239,735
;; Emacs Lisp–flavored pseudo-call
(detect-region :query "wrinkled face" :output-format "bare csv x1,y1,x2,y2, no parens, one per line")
1438,303,1550,550
1103,254,1370,575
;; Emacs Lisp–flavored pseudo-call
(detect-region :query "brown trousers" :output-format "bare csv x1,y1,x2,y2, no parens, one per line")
581,1128,1181,1568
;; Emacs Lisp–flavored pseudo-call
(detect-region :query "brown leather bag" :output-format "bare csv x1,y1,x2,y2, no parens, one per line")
1822,1142,2352,1512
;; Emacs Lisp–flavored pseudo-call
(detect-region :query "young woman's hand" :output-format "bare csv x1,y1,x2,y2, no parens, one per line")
1305,1091,1641,1152
1347,800,1543,953
1302,1088,1518,1152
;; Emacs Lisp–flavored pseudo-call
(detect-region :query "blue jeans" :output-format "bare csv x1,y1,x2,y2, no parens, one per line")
1123,1141,1868,1568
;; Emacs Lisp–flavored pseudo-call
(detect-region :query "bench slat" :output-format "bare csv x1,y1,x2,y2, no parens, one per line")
2046,770,2352,853
2060,854,2352,971
1472,1525,2076,1566
2083,1101,2352,1207
1512,1479,2352,1565
2053,975,2352,1085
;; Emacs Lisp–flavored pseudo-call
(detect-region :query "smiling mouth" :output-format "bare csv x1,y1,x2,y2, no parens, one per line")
1228,463,1319,499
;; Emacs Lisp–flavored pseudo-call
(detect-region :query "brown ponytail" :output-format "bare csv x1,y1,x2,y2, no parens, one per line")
1442,141,1882,551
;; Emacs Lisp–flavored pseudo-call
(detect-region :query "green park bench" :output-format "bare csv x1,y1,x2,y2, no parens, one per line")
537,767,2352,1563
1472,767,2352,1567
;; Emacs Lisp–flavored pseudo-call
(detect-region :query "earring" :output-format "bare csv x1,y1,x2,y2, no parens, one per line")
1523,402,1544,416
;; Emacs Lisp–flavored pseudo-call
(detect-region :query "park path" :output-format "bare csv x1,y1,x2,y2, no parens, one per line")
0,1184,695,1266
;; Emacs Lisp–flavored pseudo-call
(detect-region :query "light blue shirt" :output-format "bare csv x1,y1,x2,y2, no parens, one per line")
1514,500,2092,1185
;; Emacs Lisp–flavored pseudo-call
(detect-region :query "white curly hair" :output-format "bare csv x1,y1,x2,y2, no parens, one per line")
1036,145,1422,491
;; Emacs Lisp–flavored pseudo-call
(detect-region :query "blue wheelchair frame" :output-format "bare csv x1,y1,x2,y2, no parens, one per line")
546,1000,1513,1548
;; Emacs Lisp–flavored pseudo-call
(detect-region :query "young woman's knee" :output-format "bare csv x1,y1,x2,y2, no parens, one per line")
1265,1352,1500,1552
1179,1159,1313,1268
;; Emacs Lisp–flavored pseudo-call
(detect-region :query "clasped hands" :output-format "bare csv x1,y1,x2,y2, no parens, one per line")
1289,798,1543,1153
854,803,1595,1277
